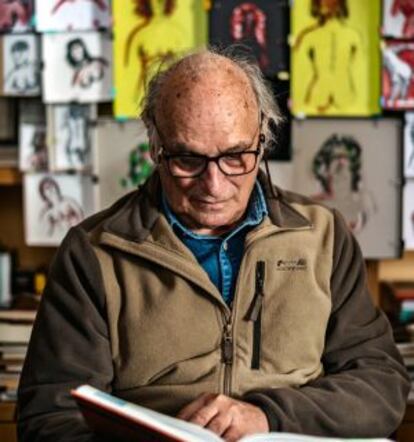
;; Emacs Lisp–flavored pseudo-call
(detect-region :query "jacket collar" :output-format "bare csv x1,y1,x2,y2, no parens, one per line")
99,168,312,243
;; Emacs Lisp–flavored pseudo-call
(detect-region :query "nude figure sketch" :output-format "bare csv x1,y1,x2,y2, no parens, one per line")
123,0,185,98
294,0,362,113
4,39,39,94
66,37,109,88
311,134,375,233
57,105,91,169
38,177,84,236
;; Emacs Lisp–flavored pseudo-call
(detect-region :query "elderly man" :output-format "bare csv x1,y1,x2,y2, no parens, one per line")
18,49,409,442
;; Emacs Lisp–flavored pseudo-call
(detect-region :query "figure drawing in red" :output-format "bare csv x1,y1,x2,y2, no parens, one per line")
391,0,414,38
51,0,107,14
230,3,269,70
0,0,31,30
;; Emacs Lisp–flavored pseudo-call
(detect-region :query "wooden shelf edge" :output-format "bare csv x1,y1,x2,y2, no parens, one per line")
0,168,21,186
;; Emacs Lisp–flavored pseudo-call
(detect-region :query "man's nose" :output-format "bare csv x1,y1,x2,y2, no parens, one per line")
200,160,224,194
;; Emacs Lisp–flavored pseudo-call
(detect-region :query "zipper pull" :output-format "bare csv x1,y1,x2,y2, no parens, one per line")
247,261,266,322
222,323,233,364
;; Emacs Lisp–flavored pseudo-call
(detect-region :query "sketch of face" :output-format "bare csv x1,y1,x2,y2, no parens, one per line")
11,41,29,67
39,177,61,205
68,40,87,65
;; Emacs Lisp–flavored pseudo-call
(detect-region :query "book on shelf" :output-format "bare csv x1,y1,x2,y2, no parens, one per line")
71,385,392,442
0,321,32,344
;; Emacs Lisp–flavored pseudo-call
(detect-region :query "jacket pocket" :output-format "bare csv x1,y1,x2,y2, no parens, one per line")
247,261,265,370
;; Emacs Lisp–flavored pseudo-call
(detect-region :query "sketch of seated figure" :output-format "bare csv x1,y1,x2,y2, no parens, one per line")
124,0,186,98
294,0,362,113
5,39,39,94
38,177,84,237
311,134,375,233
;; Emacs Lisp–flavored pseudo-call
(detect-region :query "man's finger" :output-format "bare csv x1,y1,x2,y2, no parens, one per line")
176,393,215,421
206,411,233,436
187,401,220,428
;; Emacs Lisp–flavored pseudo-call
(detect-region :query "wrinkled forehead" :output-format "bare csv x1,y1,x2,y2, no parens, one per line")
155,59,260,143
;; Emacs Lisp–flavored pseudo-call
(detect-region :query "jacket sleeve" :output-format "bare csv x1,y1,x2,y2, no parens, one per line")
17,227,113,442
244,209,410,437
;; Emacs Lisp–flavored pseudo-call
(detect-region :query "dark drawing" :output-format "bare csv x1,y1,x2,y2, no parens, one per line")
230,3,269,70
28,127,47,170
4,39,39,94
38,176,84,236
66,37,109,88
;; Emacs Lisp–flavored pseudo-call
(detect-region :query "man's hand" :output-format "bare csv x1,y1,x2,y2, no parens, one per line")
176,393,269,442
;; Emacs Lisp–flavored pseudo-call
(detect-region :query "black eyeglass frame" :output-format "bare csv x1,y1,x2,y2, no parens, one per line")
157,132,266,179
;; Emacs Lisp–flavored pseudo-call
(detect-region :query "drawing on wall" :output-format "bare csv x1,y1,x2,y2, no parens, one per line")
382,39,414,109
113,0,207,118
310,134,369,232
42,31,112,103
120,142,153,188
1,34,40,96
383,0,414,38
209,0,289,77
403,180,414,250
405,113,414,177
93,118,149,209
48,104,96,171
291,0,380,116
19,123,48,171
35,0,111,33
24,173,95,245
0,0,32,32
292,118,402,258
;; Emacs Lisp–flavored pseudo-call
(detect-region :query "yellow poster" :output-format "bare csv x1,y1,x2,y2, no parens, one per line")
113,0,207,119
291,0,380,117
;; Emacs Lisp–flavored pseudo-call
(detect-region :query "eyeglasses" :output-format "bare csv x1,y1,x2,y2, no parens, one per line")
158,133,265,179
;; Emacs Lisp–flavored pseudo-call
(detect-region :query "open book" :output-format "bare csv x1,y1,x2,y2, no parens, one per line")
71,385,392,442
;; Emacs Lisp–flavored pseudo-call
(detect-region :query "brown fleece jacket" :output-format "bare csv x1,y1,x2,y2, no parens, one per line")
17,171,410,441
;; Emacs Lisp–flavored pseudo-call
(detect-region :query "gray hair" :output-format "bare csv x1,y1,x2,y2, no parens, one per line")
140,47,284,157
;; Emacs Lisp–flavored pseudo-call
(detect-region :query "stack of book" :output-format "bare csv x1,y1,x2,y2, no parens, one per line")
0,309,36,401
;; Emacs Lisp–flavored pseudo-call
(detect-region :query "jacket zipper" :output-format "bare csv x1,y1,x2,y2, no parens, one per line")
247,261,265,370
221,315,233,396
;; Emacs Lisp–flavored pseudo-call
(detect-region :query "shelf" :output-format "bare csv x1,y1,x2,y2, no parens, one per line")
0,168,21,186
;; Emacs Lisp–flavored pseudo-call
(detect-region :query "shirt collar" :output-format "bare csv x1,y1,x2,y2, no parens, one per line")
162,181,268,241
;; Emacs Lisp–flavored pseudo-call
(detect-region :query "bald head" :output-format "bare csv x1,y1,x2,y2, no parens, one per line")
154,52,260,142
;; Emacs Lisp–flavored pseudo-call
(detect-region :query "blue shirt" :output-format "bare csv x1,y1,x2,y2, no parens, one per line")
162,182,268,305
